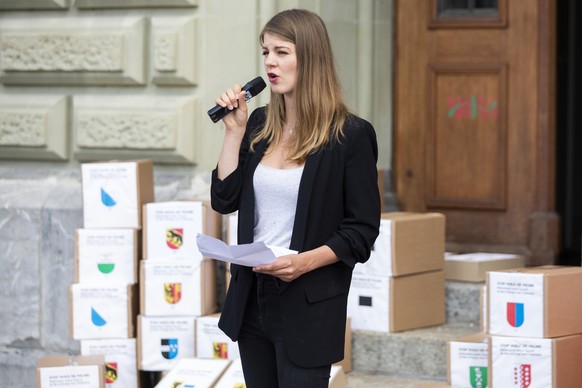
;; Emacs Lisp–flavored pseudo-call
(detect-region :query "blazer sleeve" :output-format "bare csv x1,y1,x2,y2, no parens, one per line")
325,118,381,268
210,108,263,214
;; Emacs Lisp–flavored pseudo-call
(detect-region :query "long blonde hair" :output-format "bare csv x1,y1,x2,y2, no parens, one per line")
251,9,349,162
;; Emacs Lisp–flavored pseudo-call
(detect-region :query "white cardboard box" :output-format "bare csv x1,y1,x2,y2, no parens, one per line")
137,315,195,371
153,358,231,388
140,259,217,317
70,284,137,340
143,201,221,261
195,314,240,360
80,339,138,388
82,160,154,228
75,229,138,284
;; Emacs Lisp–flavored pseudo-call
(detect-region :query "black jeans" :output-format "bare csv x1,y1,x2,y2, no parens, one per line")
237,274,331,388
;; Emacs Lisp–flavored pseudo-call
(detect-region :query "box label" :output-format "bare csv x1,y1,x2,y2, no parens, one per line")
40,365,101,388
80,339,137,388
491,336,552,388
449,341,488,388
356,219,393,277
195,316,240,360
145,202,204,260
347,274,389,332
489,272,544,337
82,163,139,228
139,317,195,371
72,285,129,340
142,260,203,316
78,229,136,284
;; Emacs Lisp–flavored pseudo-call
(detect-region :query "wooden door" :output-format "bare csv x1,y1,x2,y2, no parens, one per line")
394,0,558,265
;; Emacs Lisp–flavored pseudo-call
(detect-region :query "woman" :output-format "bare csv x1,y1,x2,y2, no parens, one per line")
211,9,380,388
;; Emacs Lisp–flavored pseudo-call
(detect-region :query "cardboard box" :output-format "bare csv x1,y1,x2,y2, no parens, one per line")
137,315,196,371
195,313,240,360
487,266,582,338
75,229,139,284
355,212,445,277
489,334,582,387
143,201,221,261
480,285,487,332
140,259,217,317
80,339,138,388
445,252,525,282
70,284,138,340
448,332,488,388
329,365,347,388
153,358,231,388
347,270,445,332
213,358,244,388
37,355,105,388
82,160,154,228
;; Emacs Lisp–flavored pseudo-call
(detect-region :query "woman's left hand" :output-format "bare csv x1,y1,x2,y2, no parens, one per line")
252,245,339,282
252,254,309,282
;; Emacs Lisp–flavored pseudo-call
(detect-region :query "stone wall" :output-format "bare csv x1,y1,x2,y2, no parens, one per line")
0,0,393,385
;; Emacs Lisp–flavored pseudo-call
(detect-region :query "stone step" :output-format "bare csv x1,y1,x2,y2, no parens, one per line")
352,323,478,381
346,371,448,387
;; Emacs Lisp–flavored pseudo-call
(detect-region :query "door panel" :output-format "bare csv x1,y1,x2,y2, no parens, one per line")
394,0,558,264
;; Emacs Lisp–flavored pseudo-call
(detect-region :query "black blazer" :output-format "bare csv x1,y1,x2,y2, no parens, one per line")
211,107,381,368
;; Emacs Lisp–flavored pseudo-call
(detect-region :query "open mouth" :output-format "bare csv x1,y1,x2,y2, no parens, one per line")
267,73,279,82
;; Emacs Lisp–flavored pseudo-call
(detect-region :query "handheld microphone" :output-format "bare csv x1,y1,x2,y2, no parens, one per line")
207,76,267,123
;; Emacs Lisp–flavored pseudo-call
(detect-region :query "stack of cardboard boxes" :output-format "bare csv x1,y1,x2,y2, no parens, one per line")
137,200,221,373
348,212,446,333
448,266,582,387
72,160,155,388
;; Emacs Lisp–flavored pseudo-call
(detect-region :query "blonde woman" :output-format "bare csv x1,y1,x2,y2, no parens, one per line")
211,9,380,387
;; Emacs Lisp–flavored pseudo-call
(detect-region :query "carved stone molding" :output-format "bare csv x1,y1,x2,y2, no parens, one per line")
0,0,68,10
0,17,146,86
75,0,197,9
0,95,69,161
152,17,198,86
73,96,197,164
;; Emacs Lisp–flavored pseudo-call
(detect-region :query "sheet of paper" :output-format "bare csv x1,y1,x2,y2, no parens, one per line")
196,233,296,267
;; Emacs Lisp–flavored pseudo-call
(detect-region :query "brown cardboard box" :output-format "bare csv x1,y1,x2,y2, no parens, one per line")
70,284,138,340
448,332,488,387
489,334,582,387
37,355,105,388
358,212,445,277
81,159,154,229
445,252,525,282
348,270,445,332
488,266,582,338
329,365,347,388
139,258,217,317
142,200,221,260
74,228,140,284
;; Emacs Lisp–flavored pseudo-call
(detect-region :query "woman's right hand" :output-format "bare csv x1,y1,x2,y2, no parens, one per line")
215,84,249,180
215,84,249,134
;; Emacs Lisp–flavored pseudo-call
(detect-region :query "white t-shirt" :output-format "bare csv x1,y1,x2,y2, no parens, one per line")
253,163,304,249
